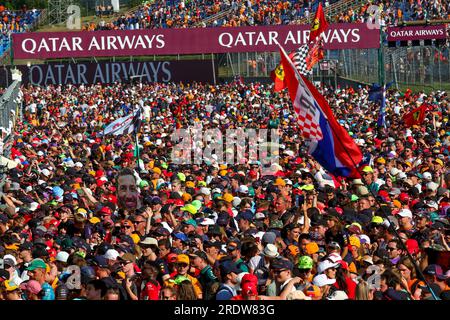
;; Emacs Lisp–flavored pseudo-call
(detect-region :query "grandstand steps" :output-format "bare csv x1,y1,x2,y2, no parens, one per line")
297,0,366,24
196,8,234,27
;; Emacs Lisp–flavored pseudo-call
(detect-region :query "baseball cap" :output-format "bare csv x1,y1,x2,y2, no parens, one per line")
241,281,258,296
188,250,208,261
20,280,42,295
298,256,314,270
103,249,120,260
27,259,47,271
262,232,277,245
118,253,136,264
327,290,349,300
305,242,319,255
397,209,413,219
313,274,336,287
173,232,189,242
317,260,339,273
139,237,158,247
219,260,241,277
423,264,447,280
176,254,190,265
236,210,253,222
262,244,279,258
55,251,69,263
271,258,294,271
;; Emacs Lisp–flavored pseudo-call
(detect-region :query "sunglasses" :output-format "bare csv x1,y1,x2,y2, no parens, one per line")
176,263,188,268
387,247,397,251
273,269,287,275
122,226,132,229
161,295,173,300
134,221,145,224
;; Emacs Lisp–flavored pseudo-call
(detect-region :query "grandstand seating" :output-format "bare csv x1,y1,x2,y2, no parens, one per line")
0,8,41,56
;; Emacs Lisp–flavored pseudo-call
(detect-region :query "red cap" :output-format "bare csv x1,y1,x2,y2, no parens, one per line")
241,273,258,286
399,193,410,203
174,199,185,207
242,282,258,296
405,239,420,255
96,180,106,187
100,206,112,215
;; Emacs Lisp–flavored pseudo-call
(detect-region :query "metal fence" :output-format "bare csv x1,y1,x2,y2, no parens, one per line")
0,80,22,157
219,43,450,91
338,45,450,90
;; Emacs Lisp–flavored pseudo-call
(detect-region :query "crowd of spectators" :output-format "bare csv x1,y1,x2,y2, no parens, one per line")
0,80,448,300
82,0,450,31
0,6,40,56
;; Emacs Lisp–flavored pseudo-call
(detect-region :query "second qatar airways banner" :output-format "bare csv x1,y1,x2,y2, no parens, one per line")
12,23,379,59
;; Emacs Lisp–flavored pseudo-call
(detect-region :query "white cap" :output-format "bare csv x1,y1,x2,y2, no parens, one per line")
397,172,407,180
313,274,336,287
199,187,211,196
75,162,83,168
237,185,249,194
317,260,340,274
3,254,17,266
262,244,279,258
41,169,51,177
199,218,215,226
359,235,371,245
232,197,241,208
390,168,400,176
103,249,120,260
37,151,44,156
423,172,432,180
29,202,40,212
327,290,349,300
327,253,343,263
55,251,69,263
397,208,413,219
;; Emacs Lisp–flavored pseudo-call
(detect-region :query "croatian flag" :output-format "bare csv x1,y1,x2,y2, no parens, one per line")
278,44,362,177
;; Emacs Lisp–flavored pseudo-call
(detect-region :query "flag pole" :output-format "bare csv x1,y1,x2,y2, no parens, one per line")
135,130,141,174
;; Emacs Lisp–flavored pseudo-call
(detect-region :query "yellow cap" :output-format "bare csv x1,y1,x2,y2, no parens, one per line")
349,235,361,248
186,181,195,188
220,193,234,203
153,167,162,175
197,181,207,187
89,217,101,224
376,158,386,164
393,200,402,208
182,193,192,202
362,166,374,173
371,216,384,224
274,178,286,187
219,170,228,176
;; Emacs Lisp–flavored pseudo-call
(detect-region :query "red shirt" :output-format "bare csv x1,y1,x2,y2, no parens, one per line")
333,276,357,299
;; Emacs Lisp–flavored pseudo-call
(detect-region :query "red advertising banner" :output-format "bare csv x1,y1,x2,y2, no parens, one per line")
12,23,380,60
387,24,447,41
